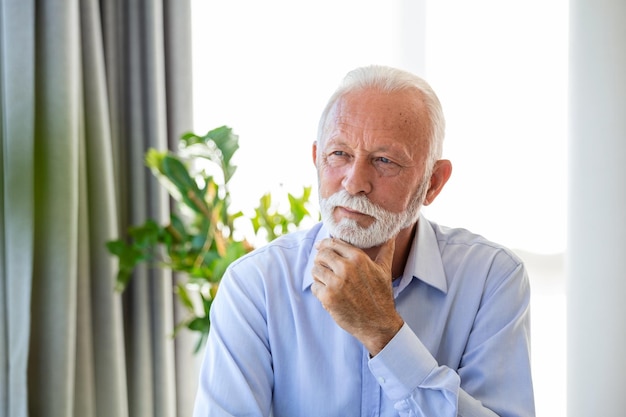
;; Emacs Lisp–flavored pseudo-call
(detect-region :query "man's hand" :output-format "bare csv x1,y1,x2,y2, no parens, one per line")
311,237,404,356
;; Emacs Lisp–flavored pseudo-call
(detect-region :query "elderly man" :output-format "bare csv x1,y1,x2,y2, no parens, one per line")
193,65,535,417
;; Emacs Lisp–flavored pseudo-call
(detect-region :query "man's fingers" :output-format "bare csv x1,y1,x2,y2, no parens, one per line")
315,237,354,258
315,236,396,283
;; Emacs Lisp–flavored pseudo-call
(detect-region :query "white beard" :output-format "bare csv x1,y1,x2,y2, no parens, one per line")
319,181,428,248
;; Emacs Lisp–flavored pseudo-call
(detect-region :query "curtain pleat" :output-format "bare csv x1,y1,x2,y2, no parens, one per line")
29,2,82,416
79,1,130,416
0,0,194,416
117,1,176,416
0,0,36,416
162,1,197,415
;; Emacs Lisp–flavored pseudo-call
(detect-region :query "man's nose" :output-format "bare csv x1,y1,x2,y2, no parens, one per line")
341,158,374,195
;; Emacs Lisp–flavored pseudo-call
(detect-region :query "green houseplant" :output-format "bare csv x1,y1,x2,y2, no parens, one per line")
107,126,316,350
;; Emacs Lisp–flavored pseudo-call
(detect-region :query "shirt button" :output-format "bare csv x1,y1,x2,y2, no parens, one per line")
378,377,386,384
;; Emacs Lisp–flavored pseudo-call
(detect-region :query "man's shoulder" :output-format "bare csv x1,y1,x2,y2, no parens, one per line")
229,222,323,269
421,219,529,301
427,218,524,267
219,223,324,297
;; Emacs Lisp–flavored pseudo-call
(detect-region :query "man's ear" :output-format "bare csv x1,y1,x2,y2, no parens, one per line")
312,141,318,166
423,159,452,206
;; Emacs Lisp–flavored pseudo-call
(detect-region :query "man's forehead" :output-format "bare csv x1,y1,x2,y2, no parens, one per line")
331,89,425,120
324,93,427,136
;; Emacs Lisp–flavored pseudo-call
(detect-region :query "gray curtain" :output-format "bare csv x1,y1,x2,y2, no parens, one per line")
0,0,195,416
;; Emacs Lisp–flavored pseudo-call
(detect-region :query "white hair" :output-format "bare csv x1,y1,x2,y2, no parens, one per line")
316,65,446,170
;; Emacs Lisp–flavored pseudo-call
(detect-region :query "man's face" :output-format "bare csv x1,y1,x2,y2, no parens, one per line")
313,88,433,248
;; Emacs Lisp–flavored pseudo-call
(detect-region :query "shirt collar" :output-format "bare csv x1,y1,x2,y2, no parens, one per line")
302,214,448,294
397,213,448,294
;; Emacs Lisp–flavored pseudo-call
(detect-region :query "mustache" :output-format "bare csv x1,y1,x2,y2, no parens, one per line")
322,190,390,219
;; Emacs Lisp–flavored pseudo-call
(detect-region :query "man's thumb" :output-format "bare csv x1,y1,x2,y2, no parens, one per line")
375,238,396,270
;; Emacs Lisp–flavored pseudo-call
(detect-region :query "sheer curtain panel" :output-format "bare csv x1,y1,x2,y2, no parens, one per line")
0,0,194,416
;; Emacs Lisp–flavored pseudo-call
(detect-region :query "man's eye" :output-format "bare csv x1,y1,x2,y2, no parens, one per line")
375,156,398,166
374,157,401,176
324,151,349,167
327,151,349,160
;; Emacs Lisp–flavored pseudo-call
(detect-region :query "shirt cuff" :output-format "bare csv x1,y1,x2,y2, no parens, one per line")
367,322,439,401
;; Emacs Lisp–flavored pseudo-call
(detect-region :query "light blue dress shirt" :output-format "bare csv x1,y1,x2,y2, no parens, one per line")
193,215,535,417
